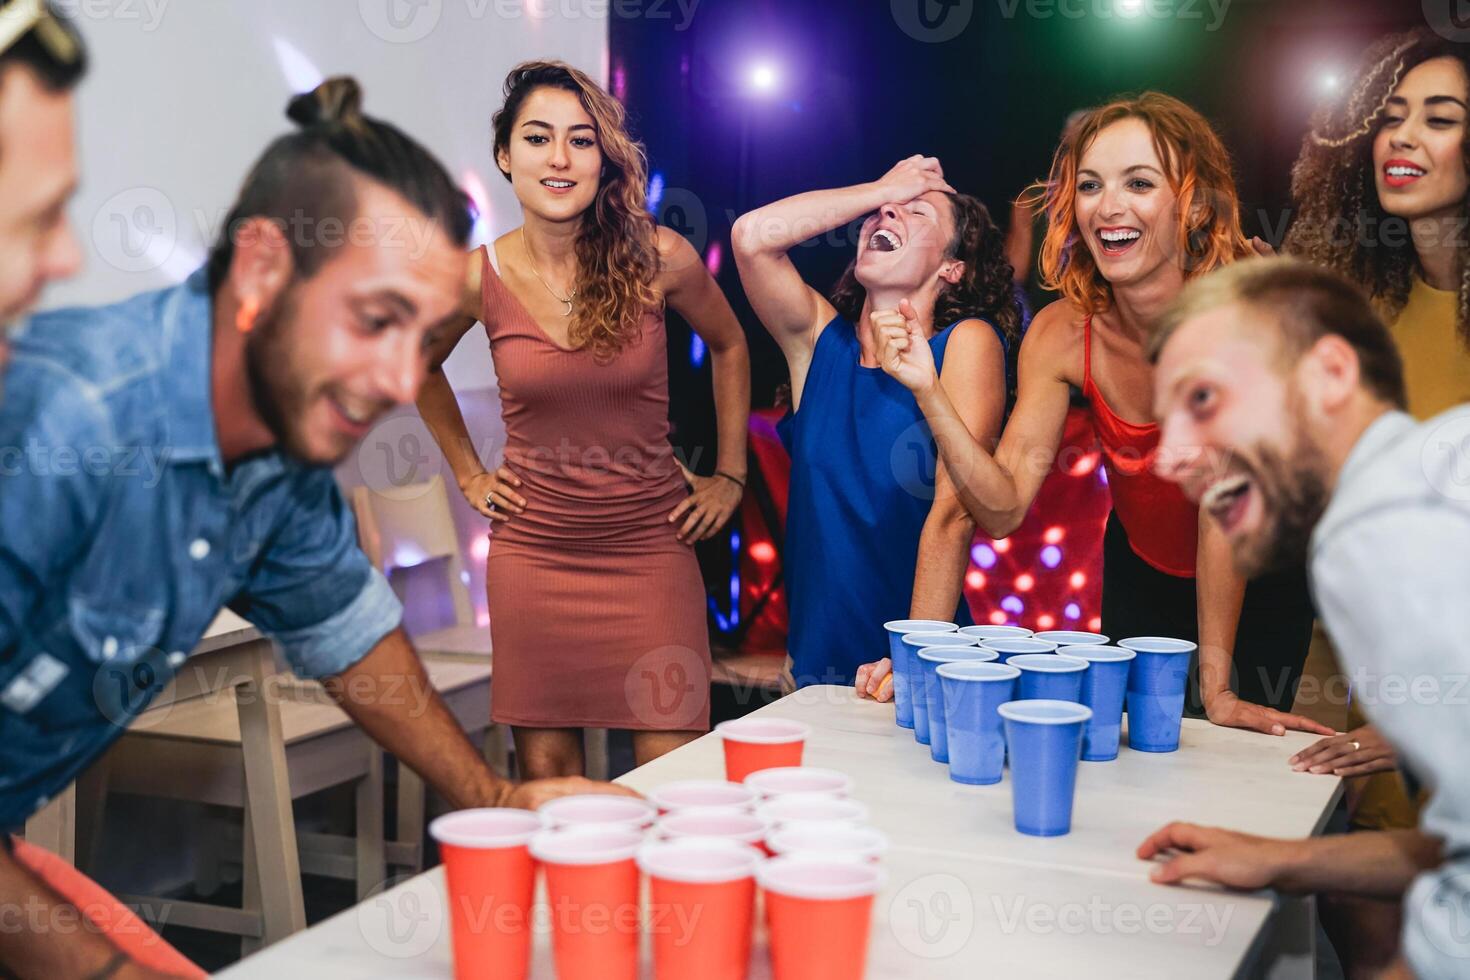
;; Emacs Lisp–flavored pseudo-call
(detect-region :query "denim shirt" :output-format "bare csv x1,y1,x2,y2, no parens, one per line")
0,270,402,829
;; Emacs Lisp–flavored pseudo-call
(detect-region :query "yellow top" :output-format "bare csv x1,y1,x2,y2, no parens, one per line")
1394,276,1470,419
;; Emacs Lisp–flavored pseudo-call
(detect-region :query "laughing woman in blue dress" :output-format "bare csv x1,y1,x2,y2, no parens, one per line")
732,156,1021,688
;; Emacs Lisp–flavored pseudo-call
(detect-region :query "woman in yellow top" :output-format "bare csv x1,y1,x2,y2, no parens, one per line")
1283,26,1470,977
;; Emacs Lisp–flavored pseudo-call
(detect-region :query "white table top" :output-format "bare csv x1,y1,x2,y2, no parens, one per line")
217,685,1343,979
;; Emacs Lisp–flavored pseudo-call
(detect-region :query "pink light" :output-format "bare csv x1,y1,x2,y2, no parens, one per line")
966,570,986,590
1088,617,1103,632
989,610,1008,626
1069,570,1087,590
705,242,723,276
476,610,490,628
992,537,1011,554
1037,614,1056,630
1069,451,1100,477
1043,526,1065,545
750,540,776,563
1015,573,1035,593
471,534,491,562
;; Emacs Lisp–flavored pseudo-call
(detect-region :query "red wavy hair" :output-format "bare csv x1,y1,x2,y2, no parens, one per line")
1020,92,1251,314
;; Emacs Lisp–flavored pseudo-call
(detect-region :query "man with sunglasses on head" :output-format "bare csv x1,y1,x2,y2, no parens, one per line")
0,0,83,398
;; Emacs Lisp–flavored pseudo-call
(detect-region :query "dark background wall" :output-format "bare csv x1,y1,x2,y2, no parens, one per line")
610,0,1429,443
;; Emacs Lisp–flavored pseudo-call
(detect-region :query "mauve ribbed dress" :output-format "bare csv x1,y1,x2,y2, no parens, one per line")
477,246,711,732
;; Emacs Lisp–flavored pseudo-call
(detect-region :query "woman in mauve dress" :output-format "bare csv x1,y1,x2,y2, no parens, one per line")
418,61,750,778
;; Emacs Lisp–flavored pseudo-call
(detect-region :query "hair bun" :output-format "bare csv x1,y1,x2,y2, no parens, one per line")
287,76,364,129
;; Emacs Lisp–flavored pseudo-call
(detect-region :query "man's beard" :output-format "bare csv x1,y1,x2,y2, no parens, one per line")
242,297,334,466
1232,423,1332,579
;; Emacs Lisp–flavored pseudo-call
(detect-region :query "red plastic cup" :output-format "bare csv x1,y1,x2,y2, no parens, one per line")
744,766,851,800
766,823,889,863
647,779,759,814
716,718,811,782
759,857,886,980
428,808,543,980
537,794,657,831
638,838,761,980
655,808,769,848
530,826,645,980
756,794,870,831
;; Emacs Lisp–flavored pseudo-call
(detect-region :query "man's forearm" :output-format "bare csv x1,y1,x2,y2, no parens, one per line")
1274,830,1442,898
326,628,509,810
0,848,130,979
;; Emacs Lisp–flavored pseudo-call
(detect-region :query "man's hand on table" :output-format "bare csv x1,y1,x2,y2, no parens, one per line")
1289,724,1397,777
854,659,894,702
1203,690,1333,737
501,777,642,810
1137,822,1297,890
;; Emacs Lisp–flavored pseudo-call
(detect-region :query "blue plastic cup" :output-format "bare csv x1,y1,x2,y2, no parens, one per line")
1034,630,1111,647
1010,654,1088,703
901,633,979,745
917,647,999,764
978,637,1058,664
937,661,1020,785
958,625,1034,641
882,620,956,729
1063,645,1138,762
1119,637,1196,753
998,699,1093,837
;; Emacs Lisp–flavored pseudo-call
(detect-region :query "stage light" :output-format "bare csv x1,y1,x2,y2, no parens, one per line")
646,172,665,213
1319,71,1340,95
993,537,1011,554
1040,545,1063,569
705,242,723,277
1001,595,1024,615
1069,570,1087,590
1089,617,1103,632
989,610,1009,626
690,334,707,368
1015,573,1035,593
971,543,997,569
272,37,322,93
471,535,491,562
1037,614,1056,630
750,541,777,564
966,570,986,590
1065,602,1082,621
748,61,779,95
1117,0,1145,16
1043,526,1065,545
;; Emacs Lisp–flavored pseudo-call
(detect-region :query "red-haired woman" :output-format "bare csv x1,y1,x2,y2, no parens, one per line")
858,93,1329,739
418,62,750,778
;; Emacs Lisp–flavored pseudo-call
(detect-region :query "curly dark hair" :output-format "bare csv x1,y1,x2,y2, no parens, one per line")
1284,29,1470,346
829,192,1022,350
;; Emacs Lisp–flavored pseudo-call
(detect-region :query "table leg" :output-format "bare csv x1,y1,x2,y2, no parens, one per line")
1259,894,1316,980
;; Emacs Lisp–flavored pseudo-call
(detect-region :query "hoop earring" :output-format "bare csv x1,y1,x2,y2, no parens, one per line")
236,295,260,334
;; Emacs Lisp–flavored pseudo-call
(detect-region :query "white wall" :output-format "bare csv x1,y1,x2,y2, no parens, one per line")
54,0,606,391
67,1,606,902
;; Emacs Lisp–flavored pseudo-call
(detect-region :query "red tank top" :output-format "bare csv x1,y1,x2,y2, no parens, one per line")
1082,315,1199,578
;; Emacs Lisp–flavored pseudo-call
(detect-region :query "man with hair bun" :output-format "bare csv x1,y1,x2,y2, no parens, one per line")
0,77,631,979
1139,256,1470,979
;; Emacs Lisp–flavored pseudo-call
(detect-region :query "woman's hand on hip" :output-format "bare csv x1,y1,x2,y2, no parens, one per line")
460,466,526,523
669,462,743,543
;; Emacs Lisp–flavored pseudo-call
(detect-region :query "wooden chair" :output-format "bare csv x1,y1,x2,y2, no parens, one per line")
102,611,385,955
349,476,529,875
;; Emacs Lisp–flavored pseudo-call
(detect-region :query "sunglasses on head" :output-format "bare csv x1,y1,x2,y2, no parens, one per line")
0,0,79,68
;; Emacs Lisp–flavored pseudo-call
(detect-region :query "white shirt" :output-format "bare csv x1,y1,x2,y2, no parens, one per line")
1309,406,1470,977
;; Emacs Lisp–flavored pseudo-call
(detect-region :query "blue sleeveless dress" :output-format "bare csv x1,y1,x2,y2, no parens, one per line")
778,314,1004,687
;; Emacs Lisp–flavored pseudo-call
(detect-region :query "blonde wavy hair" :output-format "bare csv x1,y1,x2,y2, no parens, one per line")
492,61,659,360
1019,92,1251,314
